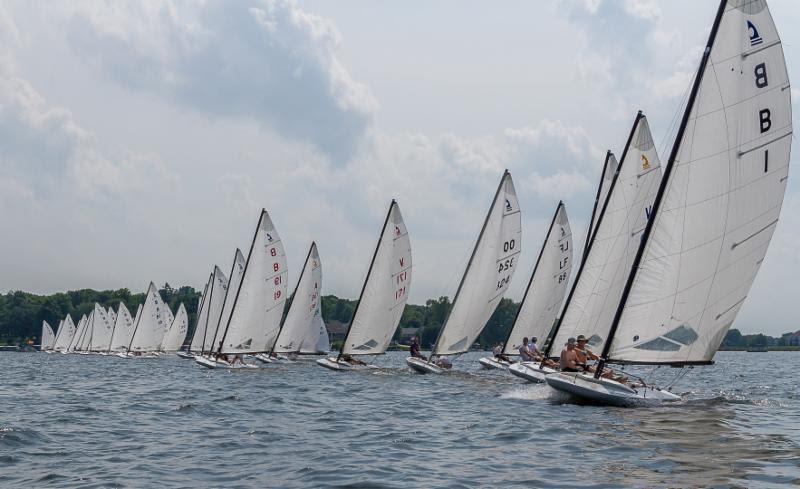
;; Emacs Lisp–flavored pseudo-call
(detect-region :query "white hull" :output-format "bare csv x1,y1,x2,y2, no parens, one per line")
546,372,681,407
115,352,160,359
176,351,195,359
507,362,556,383
316,357,376,371
195,355,258,370
405,356,445,374
478,356,512,370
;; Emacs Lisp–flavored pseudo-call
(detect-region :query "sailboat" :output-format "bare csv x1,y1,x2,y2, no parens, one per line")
302,316,330,355
161,303,188,352
108,302,136,354
196,210,287,369
88,304,114,354
191,264,233,358
52,315,76,353
73,311,94,354
317,200,412,371
41,321,56,351
481,201,572,371
65,314,87,353
180,273,210,358
407,170,521,374
260,242,322,363
119,283,172,357
547,0,792,406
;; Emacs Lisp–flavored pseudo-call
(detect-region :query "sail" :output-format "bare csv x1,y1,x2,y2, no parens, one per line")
128,283,172,352
219,210,288,354
109,302,136,352
189,273,212,352
41,321,56,350
75,311,94,351
88,304,115,351
314,316,330,353
607,0,792,364
161,303,189,351
107,307,117,325
591,153,619,245
273,242,323,353
342,201,412,356
503,202,572,355
552,114,662,354
434,171,522,356
159,301,175,350
67,315,87,352
210,252,245,352
53,315,76,351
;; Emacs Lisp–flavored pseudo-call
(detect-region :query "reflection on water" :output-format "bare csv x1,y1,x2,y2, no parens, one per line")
0,351,798,487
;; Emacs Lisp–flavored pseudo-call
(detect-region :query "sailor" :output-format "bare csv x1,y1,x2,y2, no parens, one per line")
518,337,537,362
341,353,366,366
409,336,425,359
559,338,582,372
493,343,512,363
575,334,598,373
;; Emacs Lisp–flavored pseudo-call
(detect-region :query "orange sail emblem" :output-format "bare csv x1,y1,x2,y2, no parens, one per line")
641,154,650,170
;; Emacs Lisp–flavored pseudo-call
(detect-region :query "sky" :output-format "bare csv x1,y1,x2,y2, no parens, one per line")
0,0,798,335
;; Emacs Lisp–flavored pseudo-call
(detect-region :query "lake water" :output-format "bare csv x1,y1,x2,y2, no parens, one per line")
1,350,798,488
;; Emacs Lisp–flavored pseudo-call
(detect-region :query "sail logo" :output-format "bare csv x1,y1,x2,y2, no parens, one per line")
641,154,650,170
395,225,401,237
747,20,763,46
505,199,512,212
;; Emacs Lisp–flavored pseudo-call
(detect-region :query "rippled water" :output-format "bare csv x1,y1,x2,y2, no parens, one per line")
1,351,798,488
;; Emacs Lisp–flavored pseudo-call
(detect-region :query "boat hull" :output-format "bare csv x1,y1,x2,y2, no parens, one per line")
546,372,681,407
316,357,375,371
176,351,195,359
194,355,258,369
508,362,556,383
478,356,512,370
405,356,444,374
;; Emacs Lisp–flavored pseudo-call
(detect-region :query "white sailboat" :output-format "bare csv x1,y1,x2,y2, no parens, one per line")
262,242,323,363
180,274,211,358
481,201,572,372
65,314,87,353
318,200,412,371
161,303,188,352
107,307,117,325
53,315,75,353
197,210,287,369
40,320,56,351
302,316,330,355
108,302,136,354
407,170,521,374
547,0,792,406
120,283,172,357
195,254,243,364
88,304,115,353
73,311,94,354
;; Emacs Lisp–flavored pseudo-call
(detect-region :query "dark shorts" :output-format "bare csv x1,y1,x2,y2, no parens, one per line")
562,367,582,373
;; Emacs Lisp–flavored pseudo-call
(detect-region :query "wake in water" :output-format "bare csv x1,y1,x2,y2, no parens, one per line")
499,384,554,402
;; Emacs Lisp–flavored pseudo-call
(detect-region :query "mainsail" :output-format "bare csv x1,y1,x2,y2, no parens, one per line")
74,311,93,351
218,210,288,354
54,315,77,351
41,321,55,350
273,242,323,353
108,302,135,352
433,170,522,356
306,316,330,354
161,303,188,351
127,283,172,352
586,152,619,254
604,0,792,365
208,254,243,353
107,307,117,325
340,200,412,356
88,304,115,352
551,113,662,354
67,314,87,352
188,273,212,352
502,202,572,356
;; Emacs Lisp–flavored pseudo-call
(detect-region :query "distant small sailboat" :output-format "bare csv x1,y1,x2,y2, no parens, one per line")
161,303,188,352
318,200,412,371
120,283,172,357
547,0,792,406
481,201,572,372
107,302,136,354
196,210,287,369
407,170,521,374
107,307,117,325
40,320,56,351
65,314,87,353
53,315,76,353
88,303,115,353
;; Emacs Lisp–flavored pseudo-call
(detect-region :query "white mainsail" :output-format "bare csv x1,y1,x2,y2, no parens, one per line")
219,210,288,354
88,304,114,352
41,321,56,350
108,307,117,324
67,314,87,352
503,202,572,355
54,315,77,351
109,302,135,352
606,0,792,365
75,311,94,351
434,170,522,356
188,273,212,352
273,242,323,353
127,283,172,352
209,252,245,353
309,316,330,353
341,201,412,356
552,114,662,353
161,303,188,351
588,152,619,248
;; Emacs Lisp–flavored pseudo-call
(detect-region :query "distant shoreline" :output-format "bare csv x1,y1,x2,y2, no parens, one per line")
718,347,799,352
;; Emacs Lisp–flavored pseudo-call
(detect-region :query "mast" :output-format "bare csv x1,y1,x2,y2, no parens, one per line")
338,202,395,361
430,170,509,360
540,113,642,362
500,201,562,354
190,272,211,352
271,241,316,356
596,0,728,377
217,212,265,355
584,151,613,261
127,284,153,353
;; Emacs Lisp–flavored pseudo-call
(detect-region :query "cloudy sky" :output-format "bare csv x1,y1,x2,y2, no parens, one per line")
0,0,797,335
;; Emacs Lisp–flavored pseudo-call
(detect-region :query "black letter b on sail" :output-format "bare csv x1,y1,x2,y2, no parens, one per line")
759,109,772,133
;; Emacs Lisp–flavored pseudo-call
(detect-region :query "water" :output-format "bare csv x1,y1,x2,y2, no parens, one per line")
1,351,798,488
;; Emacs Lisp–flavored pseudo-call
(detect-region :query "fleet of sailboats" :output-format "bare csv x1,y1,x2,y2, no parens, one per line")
31,0,790,408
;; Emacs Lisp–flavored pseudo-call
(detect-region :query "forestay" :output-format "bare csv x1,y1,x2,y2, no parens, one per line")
41,321,56,350
503,202,572,355
88,304,115,352
607,0,792,364
109,302,135,352
219,210,288,354
128,283,172,352
434,170,522,356
553,114,662,353
53,315,76,351
162,303,188,351
342,201,412,356
273,242,323,353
